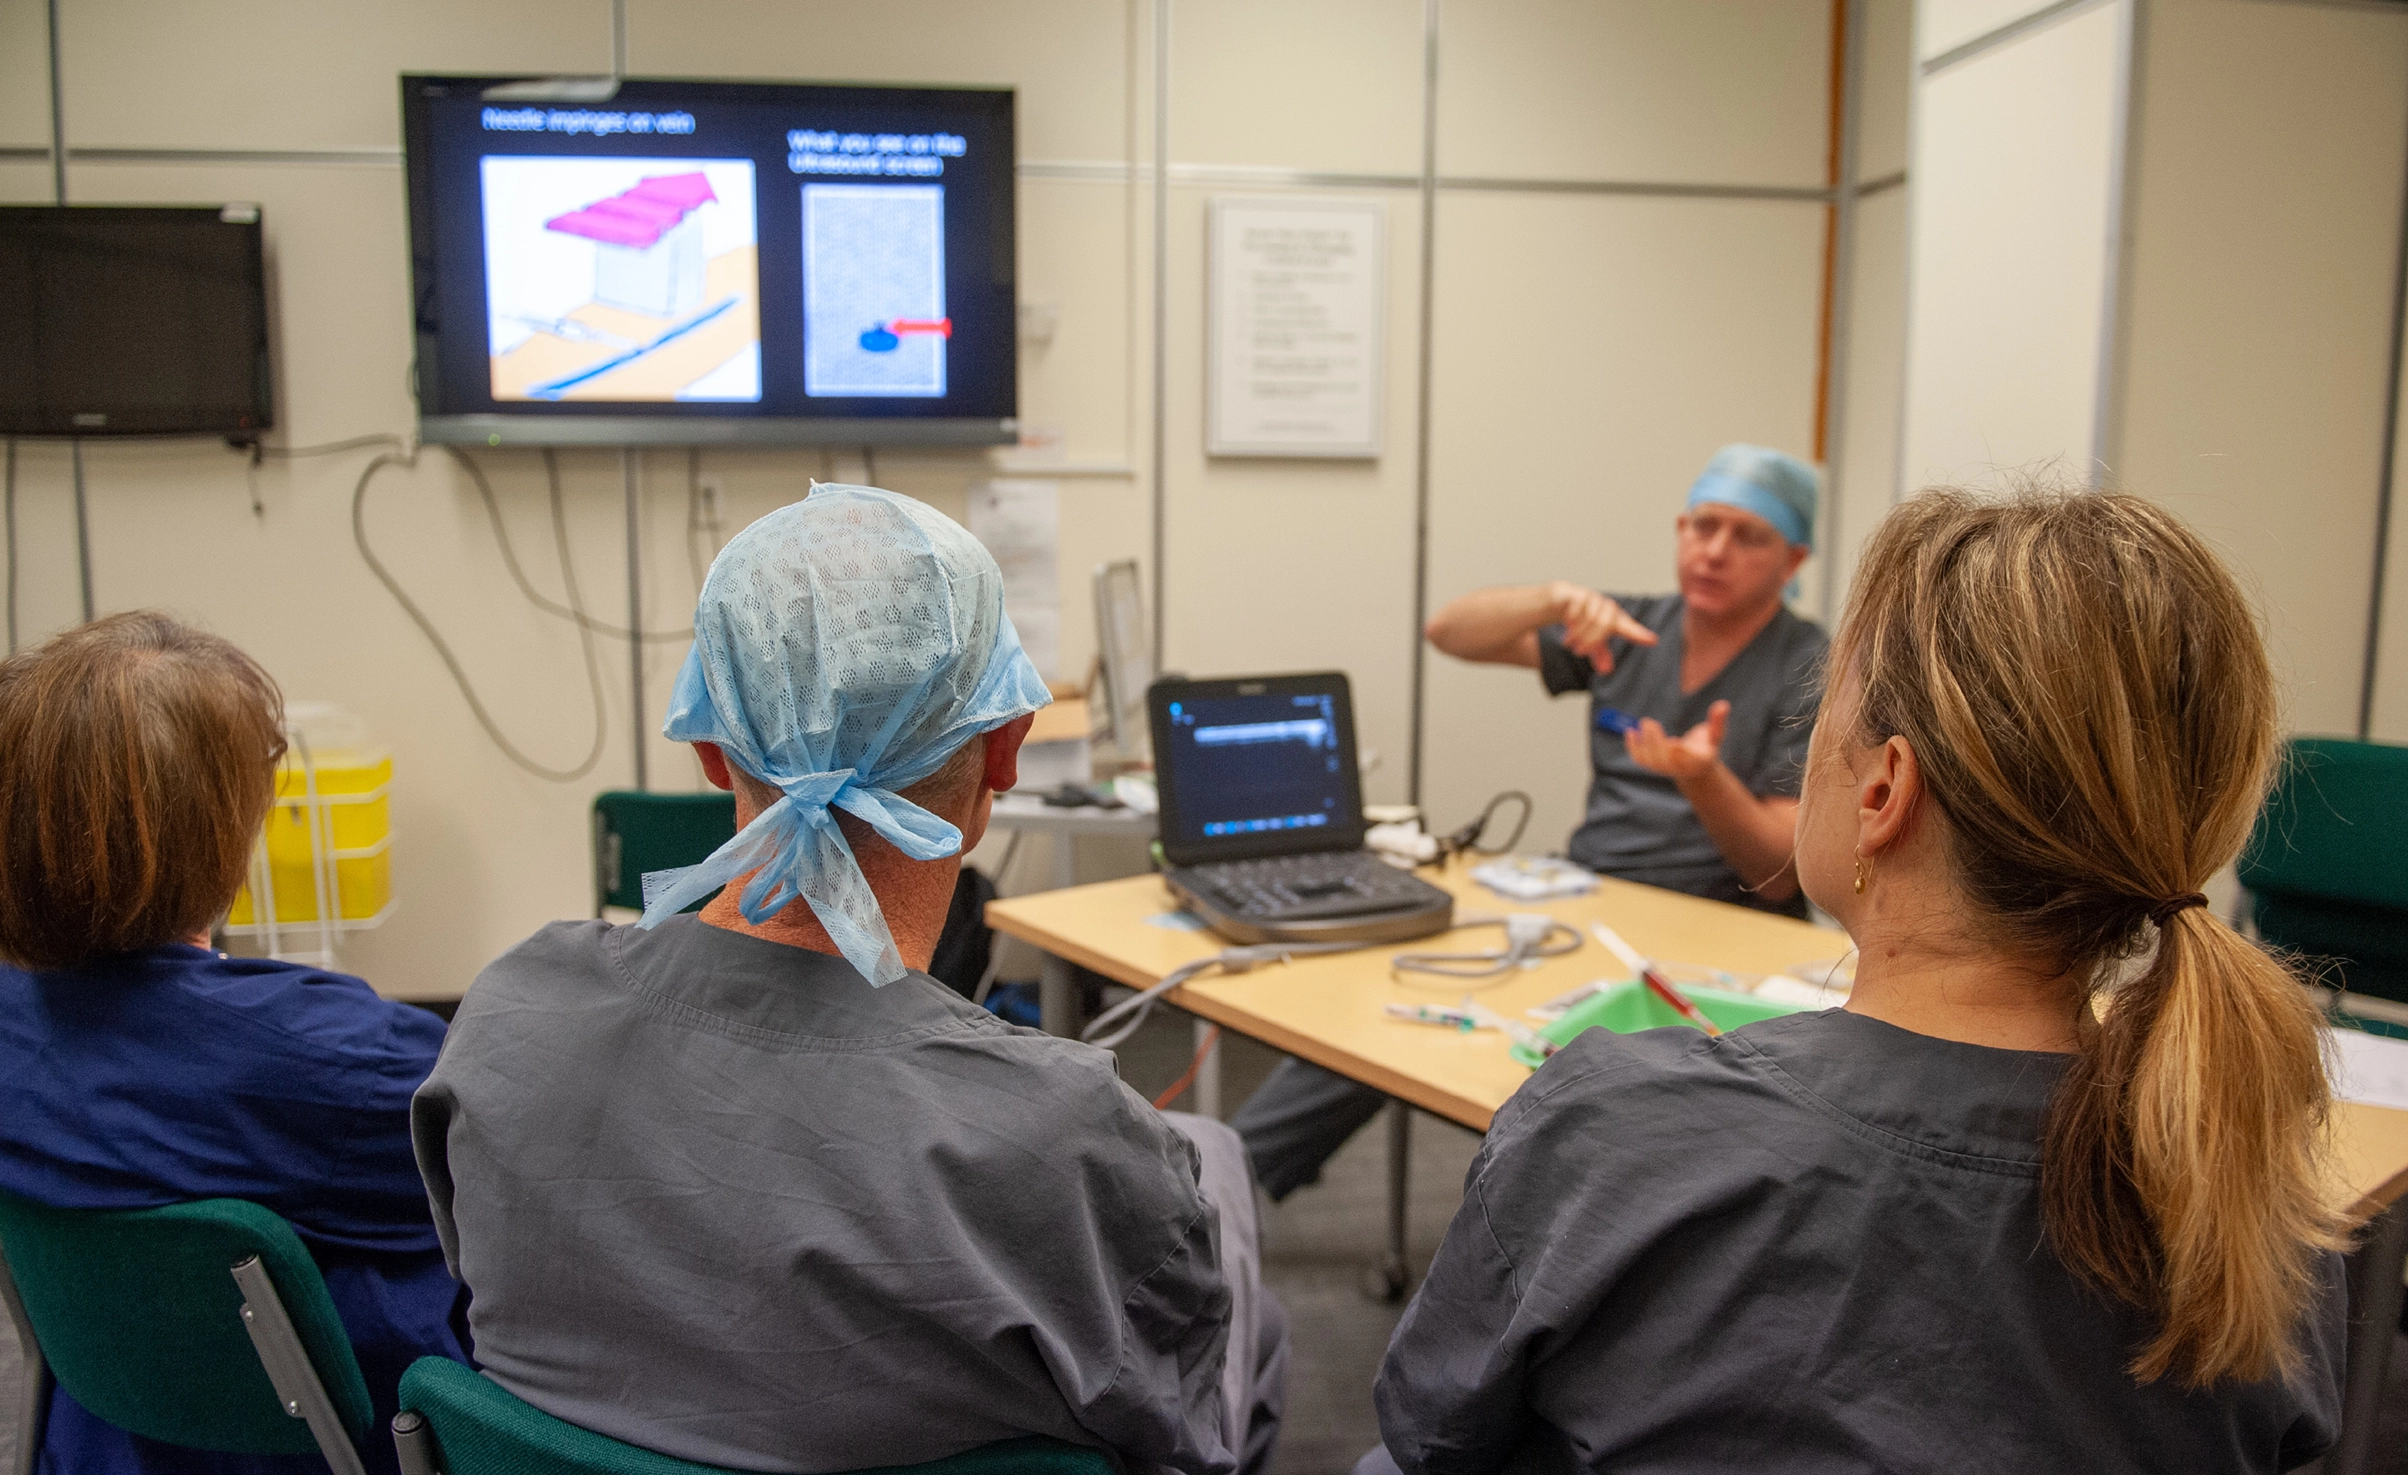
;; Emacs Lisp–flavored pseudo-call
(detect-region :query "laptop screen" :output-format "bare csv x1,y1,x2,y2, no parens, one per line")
1150,673,1365,865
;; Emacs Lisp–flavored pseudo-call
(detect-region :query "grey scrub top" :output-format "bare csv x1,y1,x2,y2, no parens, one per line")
1374,1009,2345,1475
1538,593,1826,915
413,915,1238,1475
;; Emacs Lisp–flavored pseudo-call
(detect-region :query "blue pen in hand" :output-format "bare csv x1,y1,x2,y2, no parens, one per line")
1595,706,1640,735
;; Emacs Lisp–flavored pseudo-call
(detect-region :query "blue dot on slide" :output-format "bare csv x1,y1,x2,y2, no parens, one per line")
858,326,900,352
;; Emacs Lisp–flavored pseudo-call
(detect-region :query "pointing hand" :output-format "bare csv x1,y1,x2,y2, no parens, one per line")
1553,583,1658,672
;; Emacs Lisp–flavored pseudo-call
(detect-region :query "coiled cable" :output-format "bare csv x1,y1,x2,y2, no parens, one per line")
1390,912,1582,981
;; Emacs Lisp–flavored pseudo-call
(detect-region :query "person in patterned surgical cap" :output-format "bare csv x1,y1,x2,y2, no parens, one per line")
416,485,1290,1475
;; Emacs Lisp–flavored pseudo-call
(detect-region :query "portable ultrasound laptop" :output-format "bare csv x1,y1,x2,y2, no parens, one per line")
1149,672,1453,945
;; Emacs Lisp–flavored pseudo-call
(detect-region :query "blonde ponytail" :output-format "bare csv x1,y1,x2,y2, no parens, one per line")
2047,911,2339,1383
1832,489,2346,1387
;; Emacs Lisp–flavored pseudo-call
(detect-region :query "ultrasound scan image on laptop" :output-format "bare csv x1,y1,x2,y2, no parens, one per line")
1149,672,1450,944
1156,681,1359,861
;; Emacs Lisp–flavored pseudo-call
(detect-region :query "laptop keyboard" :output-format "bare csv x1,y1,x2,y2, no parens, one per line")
1179,852,1443,921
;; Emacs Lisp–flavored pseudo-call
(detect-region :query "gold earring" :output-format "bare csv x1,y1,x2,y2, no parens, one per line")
1853,853,1869,895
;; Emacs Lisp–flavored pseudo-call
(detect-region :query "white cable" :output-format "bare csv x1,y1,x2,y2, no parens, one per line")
1077,912,1535,1049
352,447,611,782
1080,940,1362,1050
1390,913,1582,981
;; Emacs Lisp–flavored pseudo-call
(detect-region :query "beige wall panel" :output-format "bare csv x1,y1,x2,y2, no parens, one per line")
1898,1,2121,492
2118,0,2408,738
625,0,1133,162
1170,0,1423,176
1016,178,1140,467
1438,0,1828,187
1858,0,1913,183
55,0,608,151
1,4,49,148
0,160,56,203
6,441,85,645
2377,356,2408,744
1420,192,1823,850
1001,176,1148,688
50,0,1131,160
1809,0,1914,622
1157,185,1423,809
1821,181,1907,619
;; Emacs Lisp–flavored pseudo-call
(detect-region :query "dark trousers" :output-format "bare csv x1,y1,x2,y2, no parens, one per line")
1227,1056,1392,1202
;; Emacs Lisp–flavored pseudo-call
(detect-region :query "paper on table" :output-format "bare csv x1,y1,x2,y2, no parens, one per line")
1754,974,1849,1009
968,480,1060,681
2328,1027,2408,1112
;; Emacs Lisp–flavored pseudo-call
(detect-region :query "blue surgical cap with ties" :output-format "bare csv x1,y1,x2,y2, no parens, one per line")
1684,444,1819,551
635,485,1053,986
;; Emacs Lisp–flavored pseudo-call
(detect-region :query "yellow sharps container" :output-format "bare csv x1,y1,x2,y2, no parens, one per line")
227,704,393,929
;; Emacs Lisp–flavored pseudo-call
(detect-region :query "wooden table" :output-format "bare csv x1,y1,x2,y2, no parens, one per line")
987,859,2408,1474
988,859,1847,1131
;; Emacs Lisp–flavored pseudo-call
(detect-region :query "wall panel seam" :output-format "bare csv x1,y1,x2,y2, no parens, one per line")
1923,0,2115,75
0,146,1855,203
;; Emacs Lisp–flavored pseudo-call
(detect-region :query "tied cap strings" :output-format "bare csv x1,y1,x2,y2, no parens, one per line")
633,486,1052,985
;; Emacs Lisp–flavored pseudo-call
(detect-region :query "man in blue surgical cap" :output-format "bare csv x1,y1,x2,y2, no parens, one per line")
1427,442,1826,912
417,486,1287,1475
1232,446,1828,1200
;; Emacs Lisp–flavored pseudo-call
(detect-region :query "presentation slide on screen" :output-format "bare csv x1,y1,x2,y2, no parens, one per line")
411,81,1013,422
480,156,761,402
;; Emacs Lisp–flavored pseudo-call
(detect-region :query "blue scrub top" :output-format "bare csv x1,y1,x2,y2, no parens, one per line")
0,945,469,1475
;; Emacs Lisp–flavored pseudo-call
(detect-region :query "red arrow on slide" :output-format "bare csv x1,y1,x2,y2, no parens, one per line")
886,317,953,337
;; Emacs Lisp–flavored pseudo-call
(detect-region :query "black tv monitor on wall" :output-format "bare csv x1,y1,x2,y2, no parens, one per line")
0,205,274,439
400,74,1018,448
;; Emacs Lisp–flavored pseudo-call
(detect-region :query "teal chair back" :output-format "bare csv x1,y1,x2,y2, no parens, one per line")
592,791,737,914
2240,736,2408,1004
394,1357,1118,1475
0,1190,372,1460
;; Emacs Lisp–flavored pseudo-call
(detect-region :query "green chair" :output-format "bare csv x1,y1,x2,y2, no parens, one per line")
2239,736,2408,1009
0,1190,374,1475
391,1357,1117,1475
592,791,737,915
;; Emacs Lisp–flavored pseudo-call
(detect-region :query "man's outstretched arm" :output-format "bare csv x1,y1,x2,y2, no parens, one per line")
1425,583,1658,671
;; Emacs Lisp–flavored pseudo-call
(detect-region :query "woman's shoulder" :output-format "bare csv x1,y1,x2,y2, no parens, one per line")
1487,1007,2065,1198
1476,1012,1906,1208
146,946,446,1073
1503,1012,1802,1129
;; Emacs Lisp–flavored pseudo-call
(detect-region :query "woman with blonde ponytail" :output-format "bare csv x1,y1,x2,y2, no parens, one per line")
1367,488,2347,1475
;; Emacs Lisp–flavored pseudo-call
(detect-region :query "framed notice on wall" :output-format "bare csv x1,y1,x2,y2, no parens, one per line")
1207,197,1385,458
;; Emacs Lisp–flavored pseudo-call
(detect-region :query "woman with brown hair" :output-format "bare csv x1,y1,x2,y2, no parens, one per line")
1369,489,2346,1472
0,612,466,1475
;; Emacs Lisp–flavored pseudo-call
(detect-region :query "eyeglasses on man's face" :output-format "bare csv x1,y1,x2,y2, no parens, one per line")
1677,508,1786,554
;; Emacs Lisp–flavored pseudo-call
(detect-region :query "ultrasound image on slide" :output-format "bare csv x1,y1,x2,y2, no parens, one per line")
801,183,947,397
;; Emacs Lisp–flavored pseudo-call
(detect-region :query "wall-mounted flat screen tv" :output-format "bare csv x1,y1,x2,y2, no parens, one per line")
400,74,1017,448
0,205,273,439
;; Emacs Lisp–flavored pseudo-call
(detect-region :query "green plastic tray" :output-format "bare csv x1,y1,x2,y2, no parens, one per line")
1509,978,1809,1068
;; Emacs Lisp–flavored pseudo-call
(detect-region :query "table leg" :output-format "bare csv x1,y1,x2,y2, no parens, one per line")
1192,1017,1222,1117
2331,1198,2408,1475
1372,1100,1412,1303
1039,954,1076,1038
1036,834,1082,1038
